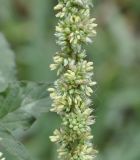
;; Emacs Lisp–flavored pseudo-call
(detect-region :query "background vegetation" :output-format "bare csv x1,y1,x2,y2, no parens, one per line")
0,0,140,160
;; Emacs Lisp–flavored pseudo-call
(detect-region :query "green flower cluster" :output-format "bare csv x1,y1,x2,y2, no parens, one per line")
49,0,97,159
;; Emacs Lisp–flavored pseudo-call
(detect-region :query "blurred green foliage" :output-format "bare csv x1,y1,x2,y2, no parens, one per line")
0,0,140,160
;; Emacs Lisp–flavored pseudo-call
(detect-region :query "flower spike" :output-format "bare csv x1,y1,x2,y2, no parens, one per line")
49,0,97,159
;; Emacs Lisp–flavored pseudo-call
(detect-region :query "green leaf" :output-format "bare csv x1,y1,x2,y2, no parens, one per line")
0,83,23,118
0,81,51,159
0,34,52,159
0,81,51,134
20,81,51,117
0,33,16,92
0,127,34,160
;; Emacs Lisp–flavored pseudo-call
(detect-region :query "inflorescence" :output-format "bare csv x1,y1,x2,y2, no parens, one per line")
49,0,97,159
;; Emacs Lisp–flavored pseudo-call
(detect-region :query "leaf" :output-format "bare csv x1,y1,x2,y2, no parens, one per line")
0,34,52,159
0,83,23,118
0,81,51,159
0,127,34,160
20,81,51,117
0,33,16,92
0,81,51,134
